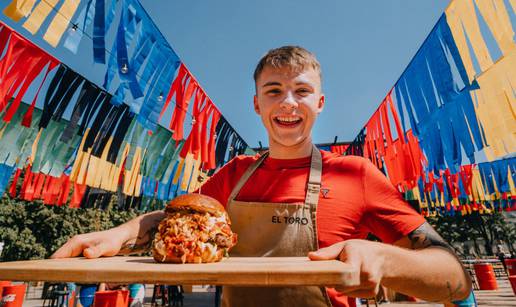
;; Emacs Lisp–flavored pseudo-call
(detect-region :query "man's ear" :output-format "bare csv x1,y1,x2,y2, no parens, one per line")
253,95,261,115
317,94,325,113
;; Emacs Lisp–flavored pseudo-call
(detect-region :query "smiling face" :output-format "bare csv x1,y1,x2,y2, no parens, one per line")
254,65,325,158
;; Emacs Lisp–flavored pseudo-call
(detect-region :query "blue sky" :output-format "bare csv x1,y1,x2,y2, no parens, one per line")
141,0,450,147
1,0,451,147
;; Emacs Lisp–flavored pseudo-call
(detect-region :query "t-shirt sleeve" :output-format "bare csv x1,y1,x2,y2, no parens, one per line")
361,159,426,244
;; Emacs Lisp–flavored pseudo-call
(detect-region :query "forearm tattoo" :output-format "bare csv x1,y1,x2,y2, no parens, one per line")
118,233,154,255
446,281,463,302
407,222,451,250
118,215,162,255
409,222,466,302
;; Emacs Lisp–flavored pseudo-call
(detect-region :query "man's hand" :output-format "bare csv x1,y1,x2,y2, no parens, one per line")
308,239,386,298
309,223,471,302
51,210,166,259
51,229,126,259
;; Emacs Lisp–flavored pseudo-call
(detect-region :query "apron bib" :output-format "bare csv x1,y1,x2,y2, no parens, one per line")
222,146,332,307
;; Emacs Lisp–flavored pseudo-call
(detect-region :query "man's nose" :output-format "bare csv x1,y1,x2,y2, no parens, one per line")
280,92,298,109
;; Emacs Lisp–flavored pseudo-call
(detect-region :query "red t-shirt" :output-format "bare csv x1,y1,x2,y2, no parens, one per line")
200,150,426,306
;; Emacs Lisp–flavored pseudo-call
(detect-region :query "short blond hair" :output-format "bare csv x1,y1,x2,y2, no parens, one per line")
253,46,322,82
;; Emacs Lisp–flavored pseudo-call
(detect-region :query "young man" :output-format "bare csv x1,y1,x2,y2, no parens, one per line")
53,46,471,306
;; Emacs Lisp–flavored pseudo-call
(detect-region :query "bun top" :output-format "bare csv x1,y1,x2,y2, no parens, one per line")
165,194,226,216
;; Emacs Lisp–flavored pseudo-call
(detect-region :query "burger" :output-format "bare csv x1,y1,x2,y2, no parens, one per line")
153,194,237,263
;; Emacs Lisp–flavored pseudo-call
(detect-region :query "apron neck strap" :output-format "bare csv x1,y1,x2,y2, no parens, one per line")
227,151,269,204
305,146,322,207
226,145,322,207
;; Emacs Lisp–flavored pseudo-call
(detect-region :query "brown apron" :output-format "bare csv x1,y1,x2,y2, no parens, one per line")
222,146,332,307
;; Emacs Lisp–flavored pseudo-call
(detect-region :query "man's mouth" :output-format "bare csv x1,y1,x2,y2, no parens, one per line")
273,116,302,127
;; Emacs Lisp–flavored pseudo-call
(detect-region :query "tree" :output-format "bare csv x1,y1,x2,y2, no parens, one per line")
0,196,138,261
428,211,516,257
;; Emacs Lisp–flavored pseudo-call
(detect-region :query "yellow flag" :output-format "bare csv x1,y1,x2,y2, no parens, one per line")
446,0,494,79
0,124,7,141
472,168,487,202
471,51,516,160
85,155,99,187
76,150,91,185
172,158,185,185
69,130,89,182
3,0,38,22
180,153,195,191
97,137,114,191
43,0,81,47
510,0,516,14
126,147,142,196
30,129,43,165
115,143,130,191
123,147,141,196
23,0,60,34
474,0,516,56
187,158,202,192
134,173,142,197
508,167,515,196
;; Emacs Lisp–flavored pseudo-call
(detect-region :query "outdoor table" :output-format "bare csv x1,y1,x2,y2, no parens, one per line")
0,256,359,287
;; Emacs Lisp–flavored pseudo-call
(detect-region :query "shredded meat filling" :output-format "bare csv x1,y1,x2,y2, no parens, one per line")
155,211,236,263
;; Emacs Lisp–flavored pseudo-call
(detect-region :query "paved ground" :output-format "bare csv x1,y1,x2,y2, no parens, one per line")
18,278,516,306
474,277,516,307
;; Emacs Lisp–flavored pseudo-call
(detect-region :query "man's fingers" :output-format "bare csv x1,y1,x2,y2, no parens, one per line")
333,284,379,299
51,236,90,259
83,242,118,259
308,242,346,260
83,246,100,259
333,278,380,298
50,245,72,259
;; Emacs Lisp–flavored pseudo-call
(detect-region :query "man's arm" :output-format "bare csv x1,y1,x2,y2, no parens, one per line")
383,222,472,302
398,221,451,250
117,211,166,255
309,222,471,302
51,211,166,258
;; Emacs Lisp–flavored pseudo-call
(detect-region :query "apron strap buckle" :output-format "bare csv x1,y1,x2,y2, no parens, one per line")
307,182,321,194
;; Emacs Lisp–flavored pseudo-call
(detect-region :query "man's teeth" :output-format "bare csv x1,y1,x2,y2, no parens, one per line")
276,117,300,122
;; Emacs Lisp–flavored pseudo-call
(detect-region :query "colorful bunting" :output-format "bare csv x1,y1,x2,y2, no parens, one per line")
0,19,251,210
346,0,516,216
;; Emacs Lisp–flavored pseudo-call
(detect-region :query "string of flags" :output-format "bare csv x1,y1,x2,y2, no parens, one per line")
0,0,252,211
344,0,516,216
1,0,514,215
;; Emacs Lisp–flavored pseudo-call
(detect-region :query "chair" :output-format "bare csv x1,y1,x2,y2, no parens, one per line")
465,266,479,290
42,283,70,307
361,298,379,307
215,286,222,307
492,262,507,278
151,285,184,307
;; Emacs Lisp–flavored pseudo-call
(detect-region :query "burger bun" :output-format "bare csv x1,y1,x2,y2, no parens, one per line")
165,194,226,218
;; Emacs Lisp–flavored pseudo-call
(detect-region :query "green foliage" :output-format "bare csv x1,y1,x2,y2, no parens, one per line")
0,197,138,261
428,211,516,257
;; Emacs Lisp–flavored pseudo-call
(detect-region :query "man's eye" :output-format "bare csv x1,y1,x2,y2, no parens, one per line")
266,89,281,95
297,88,311,95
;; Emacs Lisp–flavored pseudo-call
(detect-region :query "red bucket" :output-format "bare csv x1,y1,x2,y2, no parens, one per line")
1,284,26,307
0,281,11,298
94,290,129,307
505,259,516,276
474,263,498,290
509,276,516,295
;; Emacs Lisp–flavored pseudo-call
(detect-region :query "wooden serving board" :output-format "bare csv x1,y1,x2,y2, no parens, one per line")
0,256,359,286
